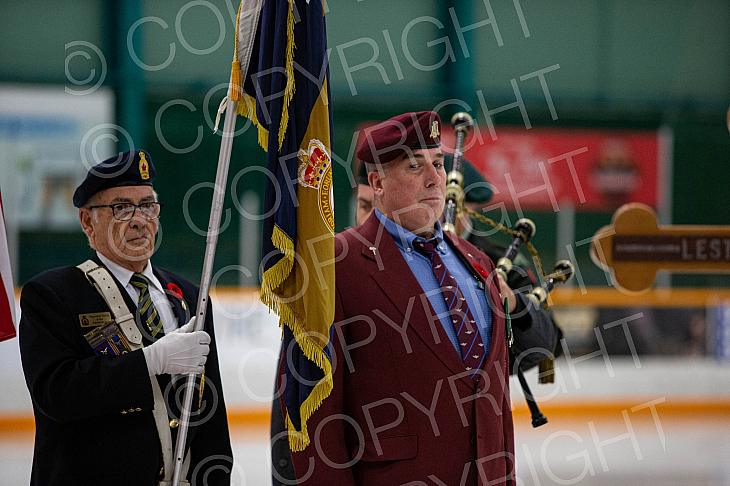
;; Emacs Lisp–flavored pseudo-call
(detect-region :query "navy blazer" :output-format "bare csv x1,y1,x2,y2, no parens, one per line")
19,256,232,486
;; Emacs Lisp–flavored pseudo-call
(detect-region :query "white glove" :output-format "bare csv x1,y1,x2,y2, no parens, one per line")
173,316,197,334
142,329,210,376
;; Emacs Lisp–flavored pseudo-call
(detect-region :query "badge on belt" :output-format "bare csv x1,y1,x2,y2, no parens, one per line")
79,312,113,328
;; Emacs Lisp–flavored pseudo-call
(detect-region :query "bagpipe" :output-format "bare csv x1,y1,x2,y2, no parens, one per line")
442,111,575,306
442,112,576,427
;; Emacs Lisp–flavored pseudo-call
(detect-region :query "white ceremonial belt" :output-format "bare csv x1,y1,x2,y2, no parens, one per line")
77,260,143,345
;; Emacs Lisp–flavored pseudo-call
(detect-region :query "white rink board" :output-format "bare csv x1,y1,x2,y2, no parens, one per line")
2,292,730,414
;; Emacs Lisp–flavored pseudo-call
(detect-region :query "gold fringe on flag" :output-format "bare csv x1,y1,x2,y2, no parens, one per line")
259,225,335,451
230,0,269,149
259,225,296,302
233,0,334,451
277,0,297,151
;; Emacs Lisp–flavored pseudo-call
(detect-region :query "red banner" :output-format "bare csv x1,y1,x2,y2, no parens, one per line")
0,193,16,342
441,126,661,211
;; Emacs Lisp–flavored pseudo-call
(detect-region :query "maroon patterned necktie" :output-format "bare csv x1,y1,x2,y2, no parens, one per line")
414,239,486,375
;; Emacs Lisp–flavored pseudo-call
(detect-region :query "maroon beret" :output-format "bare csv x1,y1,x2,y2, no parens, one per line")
356,111,441,165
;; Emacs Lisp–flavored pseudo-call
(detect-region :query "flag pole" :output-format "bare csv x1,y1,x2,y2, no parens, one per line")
171,96,238,486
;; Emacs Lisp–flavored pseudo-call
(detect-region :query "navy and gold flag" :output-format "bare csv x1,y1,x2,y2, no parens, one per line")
231,0,335,451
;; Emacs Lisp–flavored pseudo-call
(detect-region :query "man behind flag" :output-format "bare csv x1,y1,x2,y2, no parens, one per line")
0,192,17,342
231,0,335,453
289,111,516,484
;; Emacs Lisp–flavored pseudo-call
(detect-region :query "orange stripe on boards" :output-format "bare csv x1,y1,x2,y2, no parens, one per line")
512,399,730,421
14,286,730,307
0,415,34,434
550,287,730,308
2,399,728,435
227,408,271,427
203,287,730,308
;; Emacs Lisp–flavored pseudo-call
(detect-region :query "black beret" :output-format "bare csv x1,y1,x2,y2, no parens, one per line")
444,154,493,204
356,111,441,165
73,150,156,208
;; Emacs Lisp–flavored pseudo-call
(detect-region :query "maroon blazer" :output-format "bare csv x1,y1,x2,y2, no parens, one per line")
290,212,515,485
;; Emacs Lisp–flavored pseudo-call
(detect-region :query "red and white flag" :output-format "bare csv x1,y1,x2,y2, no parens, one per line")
0,192,16,342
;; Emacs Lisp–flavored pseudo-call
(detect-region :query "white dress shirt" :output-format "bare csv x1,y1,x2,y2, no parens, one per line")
96,252,179,335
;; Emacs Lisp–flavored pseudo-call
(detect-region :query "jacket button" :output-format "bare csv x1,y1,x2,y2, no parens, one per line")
121,410,127,415
135,408,142,412
170,419,179,429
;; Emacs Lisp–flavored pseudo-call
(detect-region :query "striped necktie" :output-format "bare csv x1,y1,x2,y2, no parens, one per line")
130,273,164,341
414,239,487,376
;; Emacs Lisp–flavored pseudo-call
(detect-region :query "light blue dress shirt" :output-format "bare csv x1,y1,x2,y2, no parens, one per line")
375,209,492,355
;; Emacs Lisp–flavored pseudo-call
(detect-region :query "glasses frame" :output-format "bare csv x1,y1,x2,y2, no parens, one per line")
87,201,163,221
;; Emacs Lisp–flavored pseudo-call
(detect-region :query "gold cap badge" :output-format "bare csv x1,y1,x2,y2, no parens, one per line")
430,120,440,140
139,151,150,180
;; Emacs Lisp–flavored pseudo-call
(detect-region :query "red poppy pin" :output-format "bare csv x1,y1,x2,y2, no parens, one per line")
167,282,183,299
472,262,490,279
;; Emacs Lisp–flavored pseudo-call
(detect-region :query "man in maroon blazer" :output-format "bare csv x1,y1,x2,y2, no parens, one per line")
288,111,516,485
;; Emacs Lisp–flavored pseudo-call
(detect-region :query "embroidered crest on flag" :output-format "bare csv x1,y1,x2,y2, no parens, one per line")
298,139,334,234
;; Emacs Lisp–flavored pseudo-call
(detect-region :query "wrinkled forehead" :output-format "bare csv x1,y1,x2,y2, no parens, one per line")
393,147,445,166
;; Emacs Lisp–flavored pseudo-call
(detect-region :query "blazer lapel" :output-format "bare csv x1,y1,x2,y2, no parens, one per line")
357,214,470,378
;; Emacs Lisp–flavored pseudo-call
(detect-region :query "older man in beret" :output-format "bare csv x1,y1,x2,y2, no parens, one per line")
284,111,516,485
19,150,232,486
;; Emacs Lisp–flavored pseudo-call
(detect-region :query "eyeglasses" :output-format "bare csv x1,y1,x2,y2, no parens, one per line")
87,201,162,221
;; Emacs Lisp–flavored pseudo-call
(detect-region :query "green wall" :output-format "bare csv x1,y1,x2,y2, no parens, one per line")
5,0,730,286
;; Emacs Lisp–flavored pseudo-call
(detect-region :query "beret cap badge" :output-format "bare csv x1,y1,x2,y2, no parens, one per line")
139,151,150,181
430,120,440,140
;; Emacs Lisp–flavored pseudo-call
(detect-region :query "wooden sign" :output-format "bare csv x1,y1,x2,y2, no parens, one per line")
592,203,730,292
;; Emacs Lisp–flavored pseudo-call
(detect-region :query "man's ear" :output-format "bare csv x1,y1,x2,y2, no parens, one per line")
79,209,95,244
368,167,385,194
